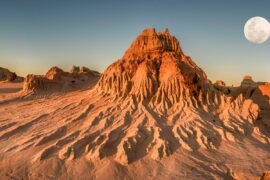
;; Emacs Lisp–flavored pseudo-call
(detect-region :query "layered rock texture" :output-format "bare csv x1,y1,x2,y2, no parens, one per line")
0,28,270,179
96,28,214,112
230,77,270,137
92,28,262,163
23,66,100,93
232,76,270,110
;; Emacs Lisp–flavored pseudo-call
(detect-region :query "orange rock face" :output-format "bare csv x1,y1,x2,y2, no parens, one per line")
232,77,270,111
123,28,183,57
45,66,66,80
259,83,270,98
96,28,214,113
83,28,259,164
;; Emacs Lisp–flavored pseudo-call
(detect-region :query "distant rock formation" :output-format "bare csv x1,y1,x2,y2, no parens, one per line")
241,75,254,87
215,80,226,87
231,76,270,111
241,75,264,87
70,65,99,76
45,66,65,80
0,67,24,82
23,66,100,93
214,80,230,94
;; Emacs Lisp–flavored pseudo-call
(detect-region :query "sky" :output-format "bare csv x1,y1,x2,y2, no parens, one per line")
0,0,269,85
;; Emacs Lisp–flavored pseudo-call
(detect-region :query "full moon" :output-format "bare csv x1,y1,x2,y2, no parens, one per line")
244,16,270,44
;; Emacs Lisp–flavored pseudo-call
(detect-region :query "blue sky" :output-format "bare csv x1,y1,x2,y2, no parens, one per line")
0,0,269,85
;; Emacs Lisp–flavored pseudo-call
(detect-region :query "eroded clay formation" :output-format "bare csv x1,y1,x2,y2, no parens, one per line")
17,28,260,164
0,29,268,179
23,66,100,93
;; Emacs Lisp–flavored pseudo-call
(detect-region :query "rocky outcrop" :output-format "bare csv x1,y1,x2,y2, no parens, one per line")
78,28,260,164
229,77,270,133
123,28,183,58
45,66,66,80
241,76,255,87
23,66,100,93
248,83,270,111
214,80,230,94
80,66,100,76
231,76,270,110
215,80,226,87
0,67,24,82
240,75,264,87
70,65,100,76
96,28,215,113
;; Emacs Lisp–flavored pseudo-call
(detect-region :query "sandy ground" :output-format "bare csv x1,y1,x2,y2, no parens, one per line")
0,82,270,180
0,81,23,93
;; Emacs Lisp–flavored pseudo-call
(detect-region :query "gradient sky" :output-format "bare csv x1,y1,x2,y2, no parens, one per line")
0,0,269,85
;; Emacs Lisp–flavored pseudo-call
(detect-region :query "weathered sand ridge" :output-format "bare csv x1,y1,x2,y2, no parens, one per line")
0,28,270,179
